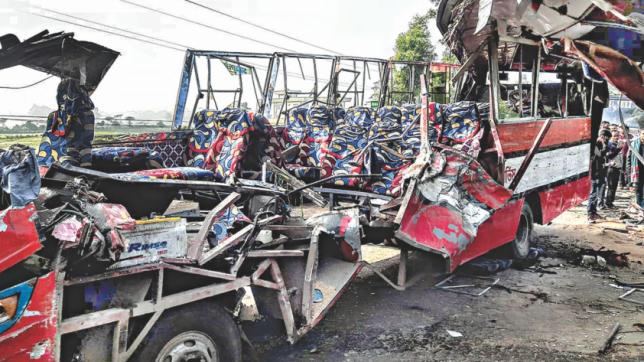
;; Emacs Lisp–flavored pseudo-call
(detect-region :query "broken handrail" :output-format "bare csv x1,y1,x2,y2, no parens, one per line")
286,173,381,196
190,192,241,260
508,118,553,191
265,161,327,206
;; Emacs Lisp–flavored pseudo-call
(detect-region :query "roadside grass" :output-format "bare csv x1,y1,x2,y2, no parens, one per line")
0,127,169,149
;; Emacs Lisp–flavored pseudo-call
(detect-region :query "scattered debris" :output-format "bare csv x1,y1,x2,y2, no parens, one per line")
574,247,629,268
611,278,644,289
461,258,513,275
435,274,499,297
581,255,607,267
446,330,463,338
618,288,644,306
493,285,550,303
598,323,621,354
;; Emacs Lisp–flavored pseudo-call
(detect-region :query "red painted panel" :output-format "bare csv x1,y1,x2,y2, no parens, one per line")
458,199,524,266
0,271,57,361
0,204,42,273
539,176,591,224
398,194,472,268
497,117,591,155
397,190,523,272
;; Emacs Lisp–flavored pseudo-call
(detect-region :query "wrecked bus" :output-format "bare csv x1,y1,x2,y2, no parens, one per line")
2,1,644,359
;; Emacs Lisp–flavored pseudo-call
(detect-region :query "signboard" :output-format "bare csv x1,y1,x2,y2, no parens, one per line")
221,60,250,75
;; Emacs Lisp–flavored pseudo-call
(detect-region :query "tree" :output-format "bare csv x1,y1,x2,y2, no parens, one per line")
441,47,458,64
392,9,436,103
18,121,40,132
370,80,381,102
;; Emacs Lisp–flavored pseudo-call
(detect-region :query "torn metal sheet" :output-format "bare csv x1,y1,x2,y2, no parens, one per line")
0,30,119,91
306,207,362,262
0,204,42,273
416,149,511,235
563,38,644,110
396,147,513,271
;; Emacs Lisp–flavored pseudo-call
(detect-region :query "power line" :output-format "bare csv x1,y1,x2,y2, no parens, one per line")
28,9,354,92
184,0,342,55
29,12,185,52
34,6,190,50
120,0,297,52
0,75,55,89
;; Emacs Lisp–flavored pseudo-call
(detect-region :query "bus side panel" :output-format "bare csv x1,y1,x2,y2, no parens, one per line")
497,117,591,155
0,271,57,362
538,176,591,224
499,117,592,195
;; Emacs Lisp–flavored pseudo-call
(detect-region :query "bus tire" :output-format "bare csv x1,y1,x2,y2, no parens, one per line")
506,202,533,260
131,301,242,362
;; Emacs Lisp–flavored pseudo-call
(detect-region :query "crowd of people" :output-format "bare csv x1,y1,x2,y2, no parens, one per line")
588,121,644,223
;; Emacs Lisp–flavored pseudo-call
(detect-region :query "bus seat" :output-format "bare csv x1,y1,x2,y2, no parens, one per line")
327,107,374,187
204,108,253,181
187,109,220,168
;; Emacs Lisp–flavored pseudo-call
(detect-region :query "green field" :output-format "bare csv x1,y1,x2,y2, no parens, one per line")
0,127,169,150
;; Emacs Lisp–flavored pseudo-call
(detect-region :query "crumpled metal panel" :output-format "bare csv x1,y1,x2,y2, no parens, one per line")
564,38,644,110
0,30,119,92
0,204,41,273
396,148,513,271
306,207,361,262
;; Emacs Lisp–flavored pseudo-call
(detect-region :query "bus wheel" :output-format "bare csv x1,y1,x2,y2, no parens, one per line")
132,301,242,362
506,202,533,261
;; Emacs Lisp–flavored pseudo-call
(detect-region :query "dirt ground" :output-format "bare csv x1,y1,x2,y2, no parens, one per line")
252,189,644,361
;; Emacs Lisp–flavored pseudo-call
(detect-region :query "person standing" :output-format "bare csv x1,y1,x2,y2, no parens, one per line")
630,129,644,208
605,132,623,208
588,129,611,222
596,123,614,208
619,127,630,188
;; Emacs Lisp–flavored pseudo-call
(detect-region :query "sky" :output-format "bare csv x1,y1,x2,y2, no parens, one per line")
0,0,444,116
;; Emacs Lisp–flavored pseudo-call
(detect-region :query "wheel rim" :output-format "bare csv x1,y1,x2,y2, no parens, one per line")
155,331,219,362
515,213,531,257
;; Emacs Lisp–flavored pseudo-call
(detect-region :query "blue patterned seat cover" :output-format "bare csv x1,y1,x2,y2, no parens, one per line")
441,101,480,143
280,106,338,180
366,106,405,195
327,107,374,187
92,146,163,171
37,79,95,167
281,108,309,165
205,108,253,181
187,110,220,168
